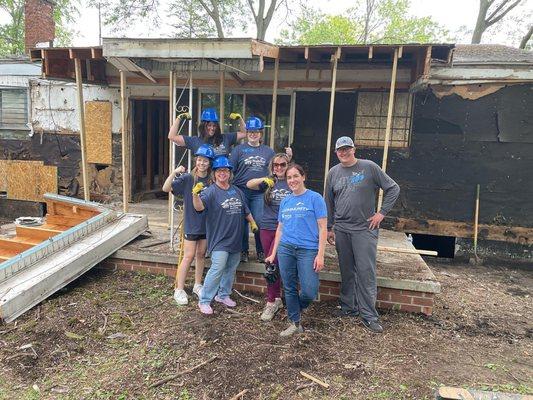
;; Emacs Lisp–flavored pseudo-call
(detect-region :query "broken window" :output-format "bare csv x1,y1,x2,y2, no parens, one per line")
0,88,29,131
354,91,412,148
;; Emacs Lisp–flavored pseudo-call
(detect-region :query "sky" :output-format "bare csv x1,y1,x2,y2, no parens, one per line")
4,0,532,47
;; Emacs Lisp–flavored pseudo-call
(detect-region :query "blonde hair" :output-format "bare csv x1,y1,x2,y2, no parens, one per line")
264,153,290,205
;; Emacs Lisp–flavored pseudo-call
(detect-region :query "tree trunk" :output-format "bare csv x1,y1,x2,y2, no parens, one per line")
471,0,490,44
519,25,533,49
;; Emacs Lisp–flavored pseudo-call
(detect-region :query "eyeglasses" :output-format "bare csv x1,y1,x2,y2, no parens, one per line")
273,162,287,168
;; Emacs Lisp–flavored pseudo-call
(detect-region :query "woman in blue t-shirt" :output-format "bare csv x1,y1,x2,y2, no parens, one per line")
192,156,259,315
162,144,214,306
265,164,327,337
168,108,246,157
246,153,291,321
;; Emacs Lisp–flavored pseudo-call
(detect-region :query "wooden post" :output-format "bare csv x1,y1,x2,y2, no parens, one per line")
270,57,279,149
219,71,225,130
168,71,175,228
188,72,193,171
120,70,129,212
74,58,90,202
146,101,153,191
377,48,399,211
158,104,165,186
323,48,340,194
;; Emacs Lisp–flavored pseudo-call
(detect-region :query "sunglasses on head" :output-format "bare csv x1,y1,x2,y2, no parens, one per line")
273,162,287,168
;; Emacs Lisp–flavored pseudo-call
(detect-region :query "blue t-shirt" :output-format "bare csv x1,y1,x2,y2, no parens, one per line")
229,143,275,188
183,132,238,157
260,179,291,231
278,189,327,250
171,174,209,235
200,184,250,253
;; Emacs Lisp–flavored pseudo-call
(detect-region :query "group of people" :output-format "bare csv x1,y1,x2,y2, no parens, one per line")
163,107,400,337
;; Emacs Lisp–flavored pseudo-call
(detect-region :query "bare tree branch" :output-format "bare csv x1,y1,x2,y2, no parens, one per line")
519,25,533,49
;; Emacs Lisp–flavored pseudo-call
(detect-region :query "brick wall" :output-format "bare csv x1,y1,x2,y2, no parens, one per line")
99,257,435,316
25,0,55,53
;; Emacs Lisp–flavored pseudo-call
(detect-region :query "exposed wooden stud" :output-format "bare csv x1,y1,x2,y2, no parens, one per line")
422,45,432,77
168,71,175,227
188,72,193,172
15,225,60,240
120,70,129,212
368,46,373,59
146,101,153,191
270,57,280,149
134,101,143,192
158,104,165,186
229,71,245,86
377,48,399,210
219,71,225,129
46,214,87,227
398,46,403,59
0,239,33,253
322,47,341,195
74,58,90,201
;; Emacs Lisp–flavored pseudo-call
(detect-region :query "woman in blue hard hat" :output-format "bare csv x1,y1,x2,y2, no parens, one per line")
246,153,292,321
162,144,215,306
265,163,327,337
229,116,278,263
168,108,246,157
192,155,259,315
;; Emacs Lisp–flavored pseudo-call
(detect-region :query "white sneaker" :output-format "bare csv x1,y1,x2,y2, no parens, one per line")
279,322,304,337
260,298,283,321
173,289,188,305
192,283,203,298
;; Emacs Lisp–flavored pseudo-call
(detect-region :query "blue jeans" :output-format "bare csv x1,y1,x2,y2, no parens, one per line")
241,187,264,254
199,251,241,305
277,242,319,323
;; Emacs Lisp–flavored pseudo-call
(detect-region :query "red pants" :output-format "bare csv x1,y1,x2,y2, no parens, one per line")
259,229,282,302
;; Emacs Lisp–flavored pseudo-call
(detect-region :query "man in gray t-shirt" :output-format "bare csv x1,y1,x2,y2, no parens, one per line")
325,136,400,333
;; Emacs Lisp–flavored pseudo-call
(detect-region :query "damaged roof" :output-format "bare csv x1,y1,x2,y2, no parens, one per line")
453,44,533,65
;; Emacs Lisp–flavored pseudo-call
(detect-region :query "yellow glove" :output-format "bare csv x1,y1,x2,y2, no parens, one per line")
192,182,204,195
263,177,274,188
178,112,192,120
229,112,242,120
250,221,259,233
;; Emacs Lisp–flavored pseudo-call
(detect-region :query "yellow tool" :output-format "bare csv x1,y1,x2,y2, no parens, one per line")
263,177,275,188
229,112,242,120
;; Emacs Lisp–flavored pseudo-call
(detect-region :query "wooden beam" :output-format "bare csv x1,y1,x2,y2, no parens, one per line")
250,40,279,59
46,214,87,227
120,70,129,212
322,47,341,194
74,58,90,201
229,72,245,86
168,71,175,227
270,57,279,149
387,217,533,246
398,46,403,59
158,104,165,186
15,225,60,240
219,71,225,129
368,46,373,60
69,48,93,60
146,101,153,191
422,45,432,77
377,47,398,210
0,239,33,253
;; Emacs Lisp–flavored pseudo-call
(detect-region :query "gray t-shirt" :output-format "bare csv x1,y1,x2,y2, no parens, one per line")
183,132,238,157
229,143,275,188
325,159,400,232
171,174,209,235
259,179,291,230
200,184,251,253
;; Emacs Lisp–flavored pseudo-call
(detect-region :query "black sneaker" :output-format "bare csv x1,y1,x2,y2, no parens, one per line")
240,251,249,263
257,251,265,263
332,308,359,318
360,319,383,333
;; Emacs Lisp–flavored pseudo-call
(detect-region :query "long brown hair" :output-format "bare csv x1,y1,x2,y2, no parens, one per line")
198,121,223,147
264,153,290,206
191,156,213,186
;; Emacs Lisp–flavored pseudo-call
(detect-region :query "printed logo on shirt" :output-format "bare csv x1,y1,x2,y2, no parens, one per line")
213,144,227,156
270,188,291,205
243,155,267,170
334,171,366,192
282,202,309,220
220,197,244,215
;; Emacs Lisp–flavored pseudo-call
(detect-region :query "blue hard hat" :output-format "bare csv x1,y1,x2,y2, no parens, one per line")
201,108,219,122
245,116,264,131
212,156,233,170
195,144,215,160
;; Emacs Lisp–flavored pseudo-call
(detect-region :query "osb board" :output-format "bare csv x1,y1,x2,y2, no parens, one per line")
85,101,112,165
6,161,58,202
0,160,8,192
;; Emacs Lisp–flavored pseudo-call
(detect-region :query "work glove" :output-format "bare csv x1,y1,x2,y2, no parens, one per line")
263,177,275,188
192,182,204,195
178,112,192,120
250,221,259,233
229,112,242,120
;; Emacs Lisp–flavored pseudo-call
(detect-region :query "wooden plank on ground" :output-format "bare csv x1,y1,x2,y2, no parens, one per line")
85,101,113,164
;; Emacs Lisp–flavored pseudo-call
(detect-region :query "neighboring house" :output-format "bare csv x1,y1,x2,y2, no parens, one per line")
0,40,531,260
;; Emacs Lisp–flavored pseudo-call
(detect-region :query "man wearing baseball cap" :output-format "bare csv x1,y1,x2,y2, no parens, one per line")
325,136,400,333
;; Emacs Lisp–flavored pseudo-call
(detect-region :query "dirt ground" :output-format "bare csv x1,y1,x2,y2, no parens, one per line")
1,259,531,400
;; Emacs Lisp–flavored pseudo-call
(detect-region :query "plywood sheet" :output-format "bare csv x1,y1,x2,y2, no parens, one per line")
0,160,8,192
6,161,58,202
85,101,112,164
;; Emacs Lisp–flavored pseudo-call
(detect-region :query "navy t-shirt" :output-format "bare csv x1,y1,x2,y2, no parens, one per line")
199,184,251,253
171,174,209,235
260,179,291,230
229,143,275,188
183,132,238,157
278,189,328,250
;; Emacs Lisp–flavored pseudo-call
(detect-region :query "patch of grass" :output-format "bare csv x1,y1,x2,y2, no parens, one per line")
178,388,193,400
478,383,533,395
